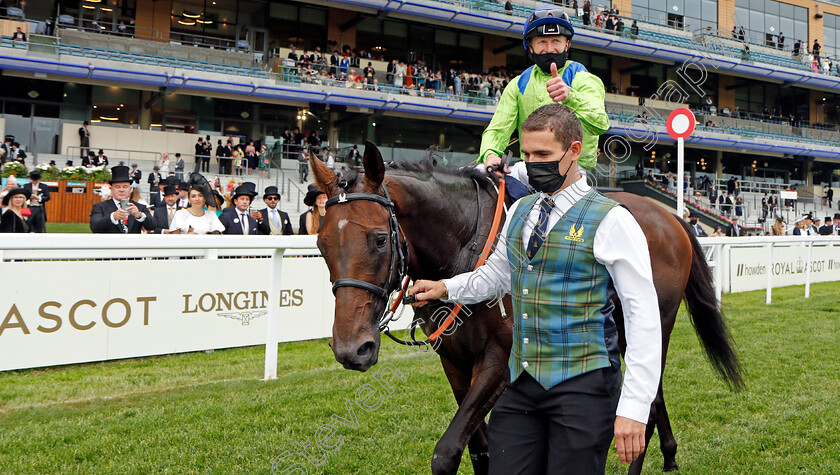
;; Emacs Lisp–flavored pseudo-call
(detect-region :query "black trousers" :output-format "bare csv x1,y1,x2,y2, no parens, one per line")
489,367,621,475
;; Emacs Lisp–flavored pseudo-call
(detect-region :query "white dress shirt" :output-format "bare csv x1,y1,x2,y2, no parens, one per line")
443,176,662,424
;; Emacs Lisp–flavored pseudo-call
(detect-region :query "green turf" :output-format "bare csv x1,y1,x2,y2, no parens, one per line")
46,223,91,233
1,282,839,474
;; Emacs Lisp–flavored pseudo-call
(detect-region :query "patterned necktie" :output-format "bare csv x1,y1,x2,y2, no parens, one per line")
526,198,555,260
241,214,248,234
271,209,280,227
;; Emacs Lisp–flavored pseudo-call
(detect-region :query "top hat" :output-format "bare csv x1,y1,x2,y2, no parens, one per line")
231,182,257,201
49,160,56,166
109,165,132,184
826,216,833,223
163,184,178,196
178,182,190,192
29,170,41,180
66,159,73,166
1,187,30,206
263,185,281,199
303,184,326,207
688,209,701,219
834,213,840,220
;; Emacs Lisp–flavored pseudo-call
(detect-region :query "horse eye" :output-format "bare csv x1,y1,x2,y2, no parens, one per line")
376,235,388,248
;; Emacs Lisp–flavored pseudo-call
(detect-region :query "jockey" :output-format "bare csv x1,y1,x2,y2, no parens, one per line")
481,6,609,180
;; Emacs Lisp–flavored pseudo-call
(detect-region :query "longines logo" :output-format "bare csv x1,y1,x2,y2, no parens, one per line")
218,311,267,326
182,289,304,324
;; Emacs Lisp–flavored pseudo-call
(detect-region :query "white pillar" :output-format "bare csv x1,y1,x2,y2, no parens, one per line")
263,247,285,380
765,242,773,305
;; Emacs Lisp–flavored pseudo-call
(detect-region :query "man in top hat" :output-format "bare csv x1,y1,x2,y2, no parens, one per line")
90,165,154,233
177,182,190,209
65,159,73,167
818,216,834,235
174,153,186,181
96,149,109,167
219,183,261,235
83,150,96,167
79,120,90,159
806,214,818,235
151,184,181,234
688,210,707,237
23,170,50,233
129,164,142,188
257,186,293,235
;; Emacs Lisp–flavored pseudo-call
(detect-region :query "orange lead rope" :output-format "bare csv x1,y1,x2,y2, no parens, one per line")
427,178,506,341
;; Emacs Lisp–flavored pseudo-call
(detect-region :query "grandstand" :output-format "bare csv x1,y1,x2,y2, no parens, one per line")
0,0,839,233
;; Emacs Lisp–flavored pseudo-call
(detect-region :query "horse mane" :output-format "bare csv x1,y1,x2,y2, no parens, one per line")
337,147,497,192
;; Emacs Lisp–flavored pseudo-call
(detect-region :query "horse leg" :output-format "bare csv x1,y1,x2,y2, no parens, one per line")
655,383,679,472
431,352,506,475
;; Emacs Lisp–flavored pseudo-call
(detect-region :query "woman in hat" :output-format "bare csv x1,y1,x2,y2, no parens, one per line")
771,218,785,236
159,153,170,178
169,184,224,235
299,184,326,235
258,144,269,179
0,187,31,233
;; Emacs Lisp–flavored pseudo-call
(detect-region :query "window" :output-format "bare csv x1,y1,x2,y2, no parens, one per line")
731,0,808,50
632,0,716,30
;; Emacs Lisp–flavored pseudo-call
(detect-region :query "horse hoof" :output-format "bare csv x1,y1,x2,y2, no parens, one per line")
664,462,679,472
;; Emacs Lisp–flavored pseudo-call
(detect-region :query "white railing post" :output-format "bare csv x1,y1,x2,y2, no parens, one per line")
714,244,723,303
804,240,813,298
204,248,218,260
765,242,773,305
263,247,285,381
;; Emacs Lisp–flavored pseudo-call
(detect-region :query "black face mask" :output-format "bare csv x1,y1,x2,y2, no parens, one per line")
525,149,575,194
532,50,568,75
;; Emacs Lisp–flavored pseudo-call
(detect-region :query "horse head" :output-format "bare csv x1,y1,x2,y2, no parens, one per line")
310,141,403,371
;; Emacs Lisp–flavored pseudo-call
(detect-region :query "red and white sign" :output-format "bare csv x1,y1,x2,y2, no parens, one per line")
666,107,696,140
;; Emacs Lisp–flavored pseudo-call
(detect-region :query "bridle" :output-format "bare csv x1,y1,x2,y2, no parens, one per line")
324,181,410,319
324,173,506,348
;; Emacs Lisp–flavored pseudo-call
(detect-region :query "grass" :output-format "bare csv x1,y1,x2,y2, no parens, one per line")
1,282,839,474
46,223,91,233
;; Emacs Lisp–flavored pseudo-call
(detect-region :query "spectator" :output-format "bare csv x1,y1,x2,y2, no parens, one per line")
257,186,293,235
726,176,736,196
792,216,806,235
738,27,745,41
195,137,206,173
174,152,185,181
727,218,743,237
363,62,375,84
761,192,769,221
245,140,257,175
159,153,170,178
219,183,260,235
23,170,50,233
258,144,269,179
605,15,614,31
735,196,743,218
176,182,190,209
718,190,732,216
348,144,361,167
615,17,624,33
79,121,90,159
147,165,161,201
12,27,25,42
9,142,25,164
89,165,154,234
731,26,737,39
386,59,396,85
630,20,639,39
771,218,784,236
297,147,309,183
504,0,512,15
324,146,335,170
688,211,707,237
582,0,591,25
151,184,180,234
834,213,840,234
96,149,109,168
169,184,225,234
299,185,326,235
0,187,30,233
710,226,724,237
635,158,644,178
129,163,142,188
825,186,833,207
819,216,834,235
793,40,801,56
232,144,245,176
777,32,784,50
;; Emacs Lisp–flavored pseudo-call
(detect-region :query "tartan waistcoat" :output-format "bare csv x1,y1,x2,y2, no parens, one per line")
505,189,621,390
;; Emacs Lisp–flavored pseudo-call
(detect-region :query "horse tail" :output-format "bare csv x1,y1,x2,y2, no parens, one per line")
678,218,744,390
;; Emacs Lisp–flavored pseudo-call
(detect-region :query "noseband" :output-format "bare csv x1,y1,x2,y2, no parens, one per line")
324,183,409,307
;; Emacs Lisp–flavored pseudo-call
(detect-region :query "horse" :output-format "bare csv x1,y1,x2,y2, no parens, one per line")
310,141,742,475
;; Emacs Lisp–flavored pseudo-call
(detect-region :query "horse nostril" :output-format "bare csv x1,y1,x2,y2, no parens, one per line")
356,341,376,358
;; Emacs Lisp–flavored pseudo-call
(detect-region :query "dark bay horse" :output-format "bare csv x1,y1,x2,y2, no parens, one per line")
310,142,742,475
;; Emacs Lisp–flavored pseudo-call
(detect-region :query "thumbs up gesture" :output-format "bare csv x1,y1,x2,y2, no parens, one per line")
546,62,570,103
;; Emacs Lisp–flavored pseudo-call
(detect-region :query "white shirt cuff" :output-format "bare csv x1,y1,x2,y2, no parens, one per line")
616,396,652,424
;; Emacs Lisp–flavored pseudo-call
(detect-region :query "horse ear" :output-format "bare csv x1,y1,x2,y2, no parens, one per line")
363,140,385,189
309,151,338,195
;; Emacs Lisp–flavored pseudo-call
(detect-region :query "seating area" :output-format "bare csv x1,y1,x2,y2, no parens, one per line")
54,42,270,78
608,112,840,149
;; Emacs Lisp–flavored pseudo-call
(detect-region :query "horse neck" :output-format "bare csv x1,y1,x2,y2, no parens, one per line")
386,173,488,281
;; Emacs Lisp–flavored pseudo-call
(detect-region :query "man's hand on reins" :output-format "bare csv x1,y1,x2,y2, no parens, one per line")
484,153,510,177
407,280,448,307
